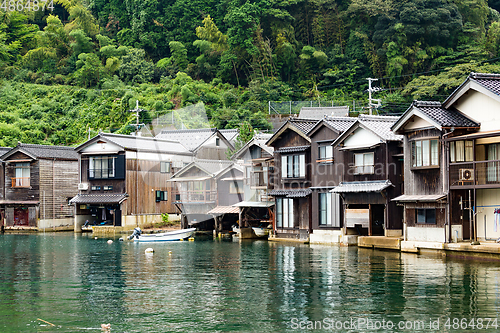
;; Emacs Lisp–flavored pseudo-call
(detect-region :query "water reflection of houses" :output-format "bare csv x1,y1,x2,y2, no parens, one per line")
169,159,243,231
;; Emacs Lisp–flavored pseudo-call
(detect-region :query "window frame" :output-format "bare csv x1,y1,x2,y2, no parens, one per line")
411,138,440,169
416,208,436,224
319,192,332,226
13,162,30,188
276,197,294,229
281,153,306,179
318,145,334,163
450,140,473,163
89,156,116,179
160,161,171,173
353,152,374,175
155,190,168,202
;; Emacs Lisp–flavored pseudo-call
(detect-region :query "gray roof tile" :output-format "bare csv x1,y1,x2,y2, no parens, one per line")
269,188,312,197
357,115,403,141
3,143,79,160
69,194,128,204
99,133,191,155
156,128,235,151
330,180,392,193
412,101,479,128
470,72,500,95
323,116,358,132
299,106,349,119
288,118,319,135
275,145,310,154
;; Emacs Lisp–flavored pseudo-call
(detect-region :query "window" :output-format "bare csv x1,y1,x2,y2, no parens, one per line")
160,161,171,173
215,138,220,146
450,140,473,163
13,162,30,187
412,139,439,168
416,208,436,224
156,190,168,202
281,154,305,178
229,181,243,194
276,197,294,228
318,145,333,163
89,156,115,179
319,193,332,225
354,152,374,174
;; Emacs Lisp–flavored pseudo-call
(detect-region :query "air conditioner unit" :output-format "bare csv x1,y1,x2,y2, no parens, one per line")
78,183,89,190
459,169,474,181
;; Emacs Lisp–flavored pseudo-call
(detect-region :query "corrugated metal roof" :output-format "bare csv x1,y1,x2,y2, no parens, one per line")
330,180,392,193
275,145,310,154
69,194,128,204
232,201,275,207
155,128,236,151
101,133,191,154
299,106,349,119
207,206,240,214
391,194,446,202
269,188,312,197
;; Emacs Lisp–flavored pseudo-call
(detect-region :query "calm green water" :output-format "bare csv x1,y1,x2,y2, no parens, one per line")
1,233,500,332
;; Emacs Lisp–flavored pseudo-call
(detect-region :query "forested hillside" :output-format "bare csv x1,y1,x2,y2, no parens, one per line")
2,0,500,147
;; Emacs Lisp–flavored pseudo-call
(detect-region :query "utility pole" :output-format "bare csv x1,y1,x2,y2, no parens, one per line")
128,100,147,135
366,78,381,115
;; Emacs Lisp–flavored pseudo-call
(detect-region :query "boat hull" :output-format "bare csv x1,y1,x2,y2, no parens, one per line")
134,228,196,242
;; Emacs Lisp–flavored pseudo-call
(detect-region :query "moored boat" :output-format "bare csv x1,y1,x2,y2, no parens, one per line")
128,227,196,242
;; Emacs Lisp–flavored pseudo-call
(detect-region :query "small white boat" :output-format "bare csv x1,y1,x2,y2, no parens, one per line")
130,228,196,242
252,227,270,238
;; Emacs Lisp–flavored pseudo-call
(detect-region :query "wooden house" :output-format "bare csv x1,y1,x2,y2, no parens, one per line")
305,116,356,244
266,118,318,241
70,133,193,231
392,97,480,245
169,159,243,231
231,133,275,233
0,143,79,230
155,128,237,160
331,115,404,239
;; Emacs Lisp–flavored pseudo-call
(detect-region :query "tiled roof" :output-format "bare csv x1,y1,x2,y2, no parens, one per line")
288,118,319,135
69,194,128,204
275,145,310,154
231,133,274,159
299,106,349,119
99,133,191,155
1,143,79,160
412,101,479,128
357,115,403,141
330,180,392,193
323,116,358,132
269,188,312,198
469,72,500,95
219,129,239,142
172,159,237,179
156,128,232,151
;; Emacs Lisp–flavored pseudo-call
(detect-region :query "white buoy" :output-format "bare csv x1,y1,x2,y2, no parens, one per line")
145,248,154,253
94,237,98,240
107,240,113,244
119,237,124,241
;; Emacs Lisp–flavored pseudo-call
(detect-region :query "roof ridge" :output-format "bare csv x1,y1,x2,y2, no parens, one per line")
470,72,500,80
19,143,75,150
413,100,441,107
101,132,184,144
159,128,217,134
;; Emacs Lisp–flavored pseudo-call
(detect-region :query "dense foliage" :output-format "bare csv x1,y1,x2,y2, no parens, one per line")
2,0,500,146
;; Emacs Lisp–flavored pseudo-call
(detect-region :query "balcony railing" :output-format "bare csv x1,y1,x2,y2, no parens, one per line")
173,190,217,203
450,160,500,187
11,177,30,188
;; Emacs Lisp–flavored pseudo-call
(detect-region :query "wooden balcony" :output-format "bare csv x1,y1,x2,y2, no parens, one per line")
450,160,500,188
173,190,217,203
11,177,30,188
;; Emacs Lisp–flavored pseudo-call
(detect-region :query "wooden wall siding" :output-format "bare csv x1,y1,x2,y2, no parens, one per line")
195,147,230,160
38,159,79,219
405,207,446,228
404,129,444,196
273,129,312,189
4,157,40,202
217,169,243,206
125,159,177,215
0,164,4,200
310,126,343,188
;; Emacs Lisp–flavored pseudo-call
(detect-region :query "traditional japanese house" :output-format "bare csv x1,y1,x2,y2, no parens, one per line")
0,143,79,230
0,146,9,231
231,133,275,234
306,116,357,244
266,118,318,241
155,128,237,160
70,133,193,231
392,98,479,246
330,115,404,240
169,159,243,231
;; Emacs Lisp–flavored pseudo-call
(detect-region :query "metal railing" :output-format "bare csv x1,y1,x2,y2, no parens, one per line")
11,177,30,188
173,190,217,203
450,160,500,186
